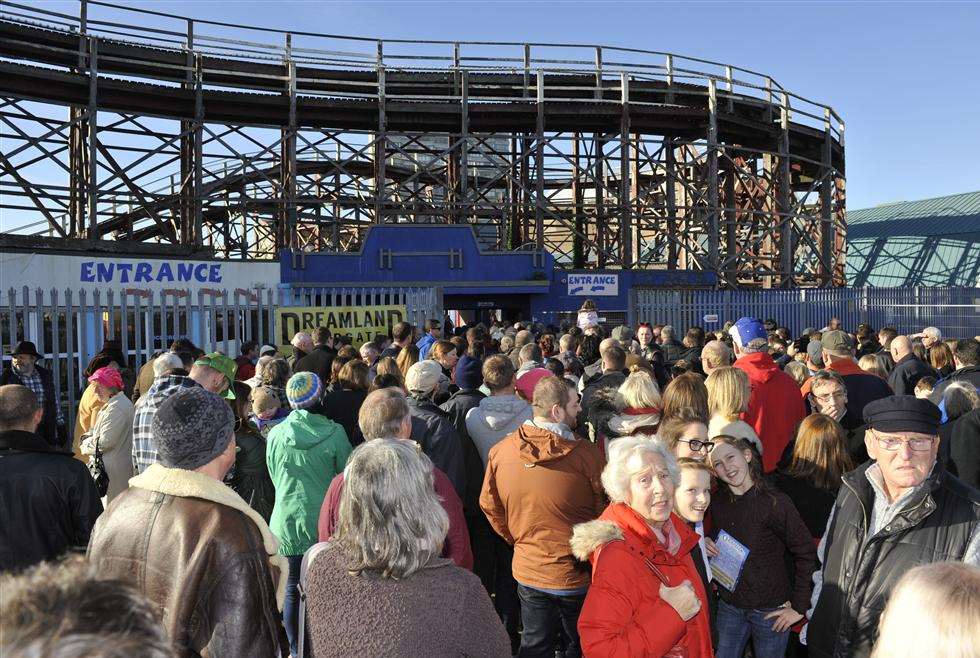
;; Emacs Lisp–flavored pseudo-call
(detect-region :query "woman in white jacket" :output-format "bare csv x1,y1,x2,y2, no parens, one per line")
80,366,135,502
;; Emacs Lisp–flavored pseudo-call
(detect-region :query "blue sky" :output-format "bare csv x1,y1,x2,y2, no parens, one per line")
49,0,980,210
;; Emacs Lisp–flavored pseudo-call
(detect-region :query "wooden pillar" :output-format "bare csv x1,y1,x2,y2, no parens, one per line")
572,133,584,267
778,93,793,288
706,79,720,277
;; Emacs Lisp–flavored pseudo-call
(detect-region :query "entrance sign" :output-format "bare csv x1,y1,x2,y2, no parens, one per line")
276,305,407,351
568,274,618,296
0,252,278,295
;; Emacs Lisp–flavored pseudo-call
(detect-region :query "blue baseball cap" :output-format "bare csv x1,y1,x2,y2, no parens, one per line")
730,317,768,349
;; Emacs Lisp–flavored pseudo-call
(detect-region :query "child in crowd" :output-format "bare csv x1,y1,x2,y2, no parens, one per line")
674,457,719,637
250,386,289,438
707,435,817,658
914,376,936,400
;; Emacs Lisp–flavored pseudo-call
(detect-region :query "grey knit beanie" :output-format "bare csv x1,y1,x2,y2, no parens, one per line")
152,386,235,470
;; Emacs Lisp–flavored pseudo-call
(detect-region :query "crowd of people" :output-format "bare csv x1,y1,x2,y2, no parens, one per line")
2,310,980,658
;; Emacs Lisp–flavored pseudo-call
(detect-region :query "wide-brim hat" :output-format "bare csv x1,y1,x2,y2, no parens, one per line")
11,341,41,358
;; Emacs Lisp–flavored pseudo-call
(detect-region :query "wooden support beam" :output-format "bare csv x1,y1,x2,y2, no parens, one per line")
707,78,720,277
778,93,793,288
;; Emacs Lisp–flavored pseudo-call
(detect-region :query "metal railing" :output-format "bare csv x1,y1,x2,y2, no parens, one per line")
0,0,844,141
631,287,980,339
0,283,443,432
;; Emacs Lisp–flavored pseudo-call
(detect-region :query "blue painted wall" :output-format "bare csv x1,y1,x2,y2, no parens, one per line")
281,224,716,321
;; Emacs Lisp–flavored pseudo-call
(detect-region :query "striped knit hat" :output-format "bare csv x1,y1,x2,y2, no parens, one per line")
286,371,322,409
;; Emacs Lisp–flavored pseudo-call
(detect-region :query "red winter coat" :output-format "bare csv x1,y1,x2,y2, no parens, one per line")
570,503,713,658
734,352,806,473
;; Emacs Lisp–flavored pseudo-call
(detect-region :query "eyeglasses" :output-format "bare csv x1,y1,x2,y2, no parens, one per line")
874,433,935,452
812,391,846,403
678,438,714,452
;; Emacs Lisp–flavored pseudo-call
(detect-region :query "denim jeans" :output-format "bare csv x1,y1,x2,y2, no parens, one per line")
715,598,791,658
517,584,586,658
283,554,304,657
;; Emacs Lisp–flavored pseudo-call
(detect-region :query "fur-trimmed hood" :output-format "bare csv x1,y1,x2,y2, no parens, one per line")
570,519,623,561
130,463,288,609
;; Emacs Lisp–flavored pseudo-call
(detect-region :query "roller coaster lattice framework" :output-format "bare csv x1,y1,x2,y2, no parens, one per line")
0,0,846,288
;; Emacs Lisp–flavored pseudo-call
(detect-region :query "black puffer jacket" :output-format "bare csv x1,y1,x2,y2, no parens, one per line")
440,388,487,516
808,462,980,658
0,429,103,572
408,396,465,498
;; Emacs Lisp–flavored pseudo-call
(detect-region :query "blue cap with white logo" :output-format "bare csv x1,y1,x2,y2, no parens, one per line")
730,317,768,349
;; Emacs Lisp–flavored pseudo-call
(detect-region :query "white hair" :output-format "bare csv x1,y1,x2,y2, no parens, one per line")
601,435,679,503
701,340,733,369
871,562,980,658
153,352,184,378
922,326,942,340
335,439,449,580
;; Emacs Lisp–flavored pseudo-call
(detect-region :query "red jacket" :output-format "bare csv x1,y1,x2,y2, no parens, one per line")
571,503,713,658
734,352,806,473
317,466,473,571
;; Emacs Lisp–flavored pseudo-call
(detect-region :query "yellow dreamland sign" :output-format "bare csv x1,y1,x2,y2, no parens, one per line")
276,305,407,353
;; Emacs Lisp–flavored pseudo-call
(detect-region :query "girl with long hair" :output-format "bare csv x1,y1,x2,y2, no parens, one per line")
708,435,817,658
771,414,854,540
227,380,276,521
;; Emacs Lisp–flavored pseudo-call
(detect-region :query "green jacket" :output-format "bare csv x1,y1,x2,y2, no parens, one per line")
266,410,352,555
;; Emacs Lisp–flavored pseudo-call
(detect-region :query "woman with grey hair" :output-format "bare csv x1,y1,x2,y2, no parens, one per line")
302,439,509,657
570,436,713,657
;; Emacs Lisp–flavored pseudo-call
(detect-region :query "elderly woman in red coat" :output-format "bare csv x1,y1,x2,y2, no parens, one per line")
571,435,714,658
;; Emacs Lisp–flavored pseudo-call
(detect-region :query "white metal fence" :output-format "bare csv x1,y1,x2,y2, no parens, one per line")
0,284,442,432
630,286,980,338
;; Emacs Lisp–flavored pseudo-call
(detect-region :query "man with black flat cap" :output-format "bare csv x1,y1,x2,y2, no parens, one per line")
804,395,980,658
0,340,65,448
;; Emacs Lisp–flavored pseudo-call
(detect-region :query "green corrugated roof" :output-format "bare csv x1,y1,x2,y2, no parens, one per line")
845,190,980,286
847,190,980,239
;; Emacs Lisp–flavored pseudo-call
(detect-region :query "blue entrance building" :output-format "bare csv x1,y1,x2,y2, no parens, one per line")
281,225,716,326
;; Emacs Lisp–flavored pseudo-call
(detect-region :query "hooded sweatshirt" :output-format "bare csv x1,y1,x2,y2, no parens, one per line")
465,394,533,466
734,352,806,473
266,409,352,555
480,421,606,591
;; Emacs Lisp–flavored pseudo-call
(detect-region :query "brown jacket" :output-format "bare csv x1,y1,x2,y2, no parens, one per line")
480,422,606,590
88,465,288,658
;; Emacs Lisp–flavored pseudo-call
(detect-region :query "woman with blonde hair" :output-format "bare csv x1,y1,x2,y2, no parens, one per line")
606,367,663,439
857,353,888,379
783,360,810,388
395,344,419,380
771,414,853,540
706,367,763,455
871,562,980,658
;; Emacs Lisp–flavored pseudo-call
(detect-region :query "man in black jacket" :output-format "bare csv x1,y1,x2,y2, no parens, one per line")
804,396,980,658
887,335,937,396
293,326,337,386
579,344,628,435
950,407,980,489
0,341,65,448
0,385,103,572
405,360,464,497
